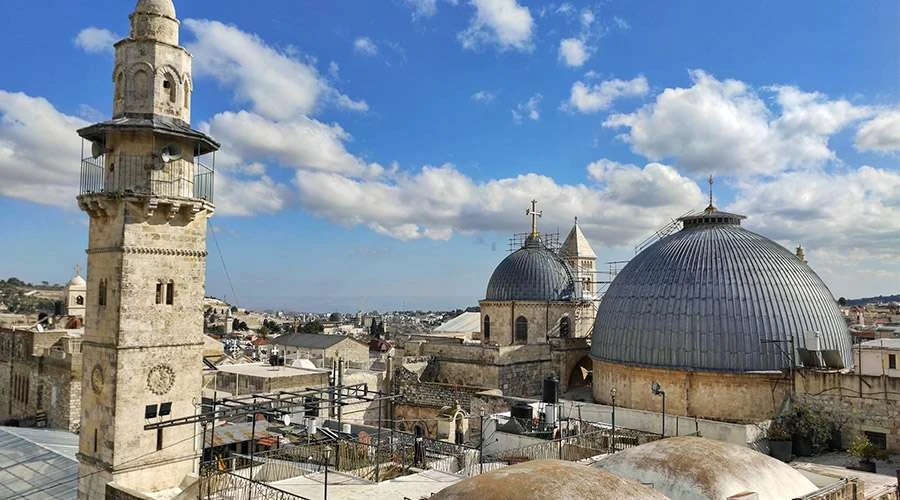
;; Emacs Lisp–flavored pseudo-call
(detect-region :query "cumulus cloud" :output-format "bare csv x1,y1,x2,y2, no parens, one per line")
559,38,589,67
566,76,648,112
730,166,900,263
0,91,87,207
459,0,534,52
205,110,383,177
294,160,703,242
214,173,291,216
855,110,900,152
74,27,119,54
353,37,378,56
471,90,496,104
604,70,870,176
184,19,367,120
512,94,542,122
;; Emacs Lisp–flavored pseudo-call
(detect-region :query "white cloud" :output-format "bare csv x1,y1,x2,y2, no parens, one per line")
580,9,595,27
613,16,630,30
459,0,534,52
855,110,900,152
0,91,87,208
403,0,438,19
731,166,900,263
214,173,290,216
74,27,119,54
295,160,703,243
353,37,378,56
555,3,574,16
471,90,496,104
604,70,870,176
328,61,340,80
558,38,590,67
184,19,367,121
512,93,542,122
204,110,382,178
566,75,649,113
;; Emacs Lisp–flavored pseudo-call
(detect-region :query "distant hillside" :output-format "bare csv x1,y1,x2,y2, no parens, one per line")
844,294,900,306
0,278,64,314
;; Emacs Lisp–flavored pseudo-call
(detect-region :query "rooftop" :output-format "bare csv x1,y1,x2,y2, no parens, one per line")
857,338,900,350
271,332,362,349
0,426,79,499
216,362,327,379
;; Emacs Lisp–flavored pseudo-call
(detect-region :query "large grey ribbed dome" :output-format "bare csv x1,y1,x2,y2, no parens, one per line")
592,210,851,372
486,235,581,301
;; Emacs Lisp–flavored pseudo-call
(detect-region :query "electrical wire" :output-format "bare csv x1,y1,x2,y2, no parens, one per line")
208,220,239,307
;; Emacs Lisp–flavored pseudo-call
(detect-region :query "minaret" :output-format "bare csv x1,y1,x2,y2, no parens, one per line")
560,217,597,299
65,265,87,318
75,0,219,497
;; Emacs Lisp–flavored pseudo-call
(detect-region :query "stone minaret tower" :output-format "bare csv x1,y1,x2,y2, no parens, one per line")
75,0,219,497
560,218,597,299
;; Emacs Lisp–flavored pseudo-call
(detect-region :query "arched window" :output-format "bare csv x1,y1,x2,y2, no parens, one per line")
483,315,491,342
559,316,570,338
115,72,125,101
163,74,176,103
98,279,107,306
155,282,163,304
75,295,84,306
514,316,528,344
165,281,174,305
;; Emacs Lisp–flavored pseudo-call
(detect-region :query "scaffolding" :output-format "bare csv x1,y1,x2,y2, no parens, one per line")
507,231,561,253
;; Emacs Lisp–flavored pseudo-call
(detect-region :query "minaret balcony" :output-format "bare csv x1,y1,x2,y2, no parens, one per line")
79,153,214,203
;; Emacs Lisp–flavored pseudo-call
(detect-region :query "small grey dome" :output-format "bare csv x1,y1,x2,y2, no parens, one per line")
134,0,176,18
486,235,581,301
592,210,851,372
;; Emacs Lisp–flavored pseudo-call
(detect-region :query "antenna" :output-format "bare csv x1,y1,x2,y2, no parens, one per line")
159,144,183,163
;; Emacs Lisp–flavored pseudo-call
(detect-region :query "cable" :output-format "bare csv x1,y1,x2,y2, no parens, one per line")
209,220,239,307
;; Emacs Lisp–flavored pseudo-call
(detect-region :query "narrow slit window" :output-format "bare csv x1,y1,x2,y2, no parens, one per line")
165,282,174,305
156,428,164,451
98,279,107,306
156,282,163,304
93,429,98,453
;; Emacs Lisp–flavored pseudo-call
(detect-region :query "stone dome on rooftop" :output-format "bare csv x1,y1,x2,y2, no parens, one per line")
134,0,176,18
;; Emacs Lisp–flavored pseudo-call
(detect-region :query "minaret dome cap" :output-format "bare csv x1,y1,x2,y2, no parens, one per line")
134,0,176,18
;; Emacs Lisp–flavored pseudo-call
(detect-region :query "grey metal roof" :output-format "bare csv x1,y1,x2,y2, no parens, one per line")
485,234,582,301
592,214,852,372
271,332,355,349
77,113,220,155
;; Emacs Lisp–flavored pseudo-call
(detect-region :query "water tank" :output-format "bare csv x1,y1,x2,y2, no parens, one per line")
341,423,351,434
511,402,533,421
544,404,557,426
306,417,318,435
542,376,559,404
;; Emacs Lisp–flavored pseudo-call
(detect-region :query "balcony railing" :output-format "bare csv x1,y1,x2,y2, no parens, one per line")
80,153,214,202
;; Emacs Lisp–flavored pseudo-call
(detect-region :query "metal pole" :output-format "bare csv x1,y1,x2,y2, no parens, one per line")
661,393,666,438
479,408,485,474
376,396,382,483
247,402,256,500
611,395,616,453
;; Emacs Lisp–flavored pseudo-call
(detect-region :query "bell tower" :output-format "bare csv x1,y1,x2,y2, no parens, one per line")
76,0,219,497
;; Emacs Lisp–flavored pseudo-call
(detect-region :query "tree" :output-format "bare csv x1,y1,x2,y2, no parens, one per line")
328,312,341,322
230,305,238,313
299,321,324,334
838,297,847,307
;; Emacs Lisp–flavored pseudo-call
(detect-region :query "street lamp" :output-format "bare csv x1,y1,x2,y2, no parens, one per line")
609,388,617,453
651,382,665,437
324,445,333,500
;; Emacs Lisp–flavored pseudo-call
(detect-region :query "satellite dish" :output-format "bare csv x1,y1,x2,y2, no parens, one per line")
91,141,106,159
159,144,183,163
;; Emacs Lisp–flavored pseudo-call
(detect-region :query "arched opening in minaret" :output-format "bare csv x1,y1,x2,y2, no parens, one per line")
163,74,177,103
514,316,528,344
76,296,84,306
115,72,125,101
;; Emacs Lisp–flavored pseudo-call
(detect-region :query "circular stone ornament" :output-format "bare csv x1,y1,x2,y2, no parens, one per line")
91,365,104,395
146,364,176,395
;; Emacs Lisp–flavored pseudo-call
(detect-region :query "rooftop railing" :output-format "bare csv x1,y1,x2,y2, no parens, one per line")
80,153,214,202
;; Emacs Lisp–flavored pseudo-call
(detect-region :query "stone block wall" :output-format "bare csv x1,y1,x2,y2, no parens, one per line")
479,300,592,346
593,359,791,423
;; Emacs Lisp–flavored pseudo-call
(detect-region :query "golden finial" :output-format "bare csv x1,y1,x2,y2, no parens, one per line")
705,175,716,213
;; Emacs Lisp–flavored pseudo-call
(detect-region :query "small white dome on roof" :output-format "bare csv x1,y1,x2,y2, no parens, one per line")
68,275,86,288
134,0,176,18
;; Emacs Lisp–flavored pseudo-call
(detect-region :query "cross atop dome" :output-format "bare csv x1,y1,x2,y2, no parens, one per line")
526,199,542,237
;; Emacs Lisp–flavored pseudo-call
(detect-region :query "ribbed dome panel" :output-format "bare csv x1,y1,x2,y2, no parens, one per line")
486,236,581,301
592,223,851,372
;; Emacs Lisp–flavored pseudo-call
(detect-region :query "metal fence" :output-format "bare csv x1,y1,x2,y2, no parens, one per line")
199,469,308,500
494,428,659,464
80,153,214,201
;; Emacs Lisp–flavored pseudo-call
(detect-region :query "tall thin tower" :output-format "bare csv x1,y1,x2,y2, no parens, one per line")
75,0,219,496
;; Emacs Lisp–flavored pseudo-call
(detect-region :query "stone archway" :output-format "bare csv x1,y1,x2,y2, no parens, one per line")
567,355,593,393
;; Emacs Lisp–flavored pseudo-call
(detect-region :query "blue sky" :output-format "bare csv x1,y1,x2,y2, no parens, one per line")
0,0,898,311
